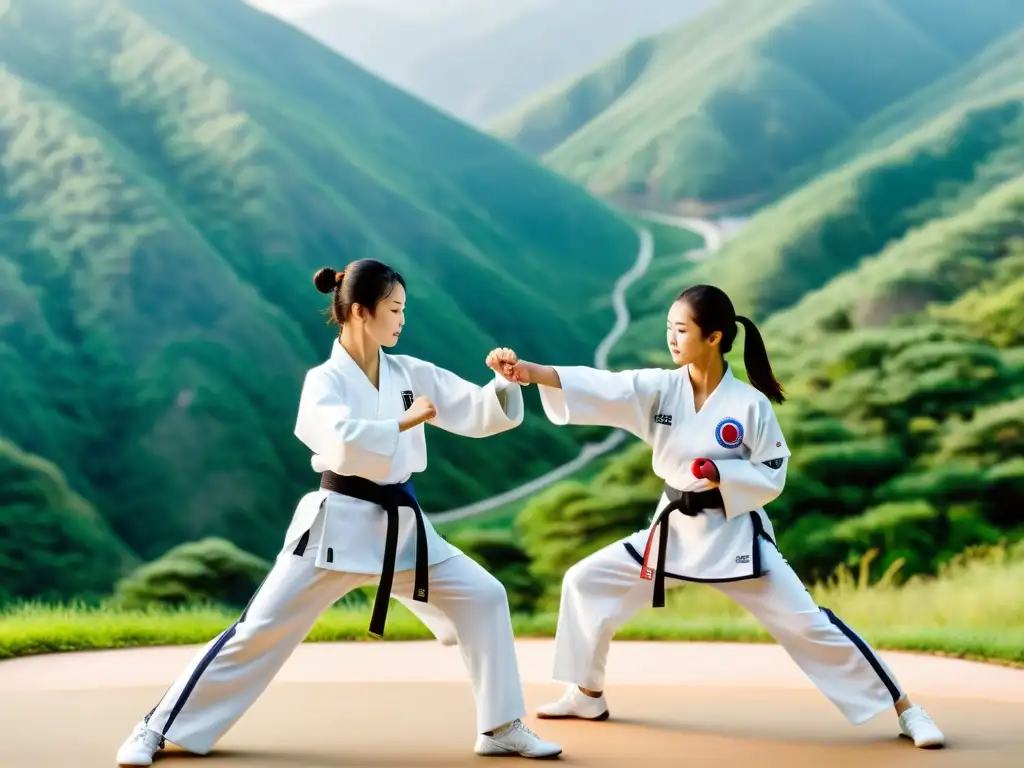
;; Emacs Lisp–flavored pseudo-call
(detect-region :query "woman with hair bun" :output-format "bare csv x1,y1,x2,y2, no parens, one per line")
116,259,562,765
492,284,946,751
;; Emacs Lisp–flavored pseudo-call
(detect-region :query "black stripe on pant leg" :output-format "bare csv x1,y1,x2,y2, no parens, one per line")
158,573,270,736
158,624,239,736
239,571,272,624
820,607,901,703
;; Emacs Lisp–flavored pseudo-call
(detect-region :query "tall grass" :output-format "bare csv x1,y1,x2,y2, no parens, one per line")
2,543,1020,665
611,542,1024,666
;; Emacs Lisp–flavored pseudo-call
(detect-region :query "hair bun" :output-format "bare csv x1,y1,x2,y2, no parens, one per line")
313,267,338,294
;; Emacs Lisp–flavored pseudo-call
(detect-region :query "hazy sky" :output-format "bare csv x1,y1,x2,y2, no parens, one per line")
246,0,331,19
246,0,481,21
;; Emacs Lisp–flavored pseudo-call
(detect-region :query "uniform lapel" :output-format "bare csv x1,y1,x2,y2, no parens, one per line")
686,364,734,422
698,366,745,454
330,340,380,412
376,348,392,419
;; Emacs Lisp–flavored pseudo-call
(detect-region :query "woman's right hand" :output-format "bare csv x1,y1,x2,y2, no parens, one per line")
507,361,535,384
399,395,437,431
486,349,558,388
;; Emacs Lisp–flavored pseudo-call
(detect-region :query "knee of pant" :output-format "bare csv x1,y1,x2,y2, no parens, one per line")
226,612,298,651
561,558,596,596
470,571,509,610
775,606,845,645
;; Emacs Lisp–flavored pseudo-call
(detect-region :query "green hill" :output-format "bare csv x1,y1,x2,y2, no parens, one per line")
399,0,717,126
504,28,1024,605
0,0,639,598
0,440,138,604
293,0,714,128
491,0,1024,209
611,28,1024,333
521,182,1024,601
783,28,1024,193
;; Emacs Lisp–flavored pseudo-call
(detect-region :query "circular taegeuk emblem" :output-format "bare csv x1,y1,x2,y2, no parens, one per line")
715,417,744,449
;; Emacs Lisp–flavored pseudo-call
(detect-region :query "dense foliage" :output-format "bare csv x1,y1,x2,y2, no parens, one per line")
487,28,1024,607
493,0,1024,208
0,0,639,602
4,0,1022,617
112,538,272,611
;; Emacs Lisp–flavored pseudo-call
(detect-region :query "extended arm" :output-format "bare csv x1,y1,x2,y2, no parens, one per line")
417,363,524,439
293,368,405,477
516,361,663,442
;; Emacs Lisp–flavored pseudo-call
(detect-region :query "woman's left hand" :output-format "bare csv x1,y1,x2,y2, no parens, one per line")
691,458,720,483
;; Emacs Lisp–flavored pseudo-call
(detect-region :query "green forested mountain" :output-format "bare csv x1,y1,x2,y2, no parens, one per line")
492,0,1024,209
599,26,1024,349
390,0,718,126
291,0,715,128
0,439,137,603
502,25,1024,605
0,0,639,600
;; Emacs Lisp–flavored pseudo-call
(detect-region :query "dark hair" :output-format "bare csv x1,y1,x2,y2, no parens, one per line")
313,258,405,328
675,285,785,404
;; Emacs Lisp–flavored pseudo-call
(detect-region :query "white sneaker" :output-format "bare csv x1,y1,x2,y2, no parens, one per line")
115,720,165,766
536,684,609,721
899,705,945,748
474,719,562,759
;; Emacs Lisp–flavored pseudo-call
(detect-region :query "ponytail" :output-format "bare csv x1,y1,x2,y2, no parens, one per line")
673,284,786,404
735,315,785,404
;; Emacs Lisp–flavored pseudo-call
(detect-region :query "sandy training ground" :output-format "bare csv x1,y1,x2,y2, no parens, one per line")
1,639,1022,767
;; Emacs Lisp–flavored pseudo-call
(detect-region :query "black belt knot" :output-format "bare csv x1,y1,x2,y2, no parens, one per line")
318,471,429,639
641,484,724,609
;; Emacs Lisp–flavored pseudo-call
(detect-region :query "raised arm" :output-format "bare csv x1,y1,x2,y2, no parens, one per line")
688,397,790,519
510,359,665,443
293,367,431,477
409,358,524,439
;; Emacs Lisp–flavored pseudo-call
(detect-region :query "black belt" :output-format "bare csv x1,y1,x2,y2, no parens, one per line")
640,484,724,608
318,471,429,638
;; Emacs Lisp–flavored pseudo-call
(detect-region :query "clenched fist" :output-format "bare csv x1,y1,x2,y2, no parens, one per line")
486,347,520,383
691,458,720,483
399,395,437,432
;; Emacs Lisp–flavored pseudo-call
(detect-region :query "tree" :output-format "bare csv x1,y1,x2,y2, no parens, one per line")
444,528,543,613
0,439,137,605
517,475,660,607
112,537,271,610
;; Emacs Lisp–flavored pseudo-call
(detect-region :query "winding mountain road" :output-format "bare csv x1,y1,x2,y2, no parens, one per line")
639,209,726,255
431,215,726,525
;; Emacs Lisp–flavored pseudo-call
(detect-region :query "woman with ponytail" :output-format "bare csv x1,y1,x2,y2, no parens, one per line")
493,284,945,749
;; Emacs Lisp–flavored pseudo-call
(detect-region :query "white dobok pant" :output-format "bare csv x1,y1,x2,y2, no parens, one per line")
140,533,526,755
554,535,905,725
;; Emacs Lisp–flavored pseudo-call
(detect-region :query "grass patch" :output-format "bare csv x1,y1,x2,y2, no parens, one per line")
2,544,1020,668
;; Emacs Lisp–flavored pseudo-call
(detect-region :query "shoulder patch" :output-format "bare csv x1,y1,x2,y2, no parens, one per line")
714,417,744,449
762,458,784,470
